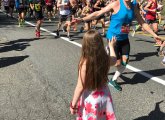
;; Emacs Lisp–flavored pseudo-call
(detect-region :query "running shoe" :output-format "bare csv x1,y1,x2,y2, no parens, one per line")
157,50,164,57
79,27,84,33
67,35,71,40
161,61,165,66
56,30,59,37
21,19,25,27
108,79,122,91
18,23,21,27
92,26,96,29
35,30,40,38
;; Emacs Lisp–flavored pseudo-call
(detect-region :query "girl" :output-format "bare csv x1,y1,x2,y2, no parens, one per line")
70,30,117,119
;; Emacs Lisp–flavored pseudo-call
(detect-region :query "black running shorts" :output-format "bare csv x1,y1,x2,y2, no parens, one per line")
114,39,130,60
35,11,44,20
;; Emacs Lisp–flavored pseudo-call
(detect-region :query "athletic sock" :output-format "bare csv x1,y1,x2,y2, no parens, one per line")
112,65,126,81
163,57,165,63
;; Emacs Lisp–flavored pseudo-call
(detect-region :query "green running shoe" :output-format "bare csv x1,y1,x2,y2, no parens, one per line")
108,79,122,91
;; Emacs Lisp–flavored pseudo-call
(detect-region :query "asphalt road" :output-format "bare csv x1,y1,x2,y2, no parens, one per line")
0,10,165,120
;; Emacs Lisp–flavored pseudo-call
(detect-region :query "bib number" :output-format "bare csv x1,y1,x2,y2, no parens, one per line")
35,4,41,11
121,23,130,34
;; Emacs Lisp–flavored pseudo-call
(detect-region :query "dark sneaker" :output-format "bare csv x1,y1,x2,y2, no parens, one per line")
80,27,84,33
108,79,122,91
67,35,71,40
56,30,59,37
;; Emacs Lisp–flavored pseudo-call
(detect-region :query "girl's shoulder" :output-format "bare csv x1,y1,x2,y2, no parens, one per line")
79,59,87,67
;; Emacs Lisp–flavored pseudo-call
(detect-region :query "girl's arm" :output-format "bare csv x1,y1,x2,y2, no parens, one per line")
70,62,86,114
109,37,117,66
134,5,161,40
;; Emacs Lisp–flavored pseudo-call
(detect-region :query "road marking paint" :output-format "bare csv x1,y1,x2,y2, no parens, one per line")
1,10,164,85
127,65,165,85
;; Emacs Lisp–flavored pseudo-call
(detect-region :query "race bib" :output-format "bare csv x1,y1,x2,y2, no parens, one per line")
35,4,41,11
121,23,130,34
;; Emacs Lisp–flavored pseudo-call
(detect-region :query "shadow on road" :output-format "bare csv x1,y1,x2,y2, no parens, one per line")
0,38,40,53
134,100,165,120
0,11,16,28
0,55,29,68
135,39,155,44
129,51,158,62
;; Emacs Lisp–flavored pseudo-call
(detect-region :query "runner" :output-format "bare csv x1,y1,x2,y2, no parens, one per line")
15,0,28,27
52,0,58,18
156,1,163,24
76,0,162,91
8,0,15,17
79,0,93,32
28,0,34,18
144,0,158,33
93,0,106,36
56,0,72,39
2,0,9,16
45,0,54,21
30,0,45,37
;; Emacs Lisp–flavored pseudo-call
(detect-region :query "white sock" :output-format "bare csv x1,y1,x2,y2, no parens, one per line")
163,56,165,63
112,65,126,81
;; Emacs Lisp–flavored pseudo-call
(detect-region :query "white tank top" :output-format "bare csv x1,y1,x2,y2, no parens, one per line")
3,0,9,6
59,0,70,15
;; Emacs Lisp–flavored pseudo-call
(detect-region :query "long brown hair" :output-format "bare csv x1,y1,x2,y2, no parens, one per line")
79,30,110,90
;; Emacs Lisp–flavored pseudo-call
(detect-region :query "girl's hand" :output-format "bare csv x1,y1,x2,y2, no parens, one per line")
109,36,116,47
70,107,77,114
70,101,78,115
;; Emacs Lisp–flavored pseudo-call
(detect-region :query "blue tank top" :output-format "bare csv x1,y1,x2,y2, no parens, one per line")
106,0,137,41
